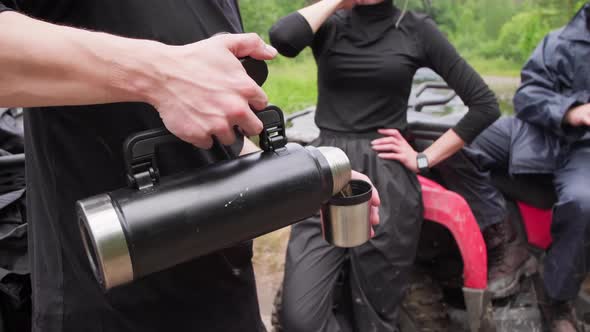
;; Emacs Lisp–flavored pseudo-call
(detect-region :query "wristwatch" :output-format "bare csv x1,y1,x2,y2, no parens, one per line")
416,153,429,174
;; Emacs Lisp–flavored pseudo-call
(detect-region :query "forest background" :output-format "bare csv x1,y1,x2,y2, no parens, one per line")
243,1,589,323
239,0,588,113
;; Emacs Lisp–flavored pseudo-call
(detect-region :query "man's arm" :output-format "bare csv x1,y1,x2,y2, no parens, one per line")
0,11,278,148
513,34,590,137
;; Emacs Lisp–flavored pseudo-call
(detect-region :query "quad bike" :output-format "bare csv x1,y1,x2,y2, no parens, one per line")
271,70,590,332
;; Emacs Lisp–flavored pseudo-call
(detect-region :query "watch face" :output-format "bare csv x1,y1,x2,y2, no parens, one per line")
417,156,428,169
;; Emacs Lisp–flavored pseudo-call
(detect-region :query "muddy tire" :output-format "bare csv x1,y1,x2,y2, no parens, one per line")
271,284,284,332
400,269,450,332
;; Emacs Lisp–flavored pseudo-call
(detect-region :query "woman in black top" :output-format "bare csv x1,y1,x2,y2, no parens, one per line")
270,0,500,331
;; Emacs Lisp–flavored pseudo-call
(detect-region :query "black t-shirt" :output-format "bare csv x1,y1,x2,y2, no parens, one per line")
0,2,265,332
269,1,500,143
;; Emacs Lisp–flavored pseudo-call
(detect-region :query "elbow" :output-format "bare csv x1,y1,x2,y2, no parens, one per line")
512,92,532,120
268,12,315,58
512,90,528,115
268,25,302,58
473,92,502,125
477,103,501,130
489,100,502,122
484,88,502,121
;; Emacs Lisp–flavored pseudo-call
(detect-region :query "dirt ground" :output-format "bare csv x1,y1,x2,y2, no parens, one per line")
253,227,291,328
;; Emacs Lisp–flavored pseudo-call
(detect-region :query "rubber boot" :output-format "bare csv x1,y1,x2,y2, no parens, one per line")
483,218,536,299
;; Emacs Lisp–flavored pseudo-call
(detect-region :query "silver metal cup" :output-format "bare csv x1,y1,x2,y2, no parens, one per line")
321,180,372,248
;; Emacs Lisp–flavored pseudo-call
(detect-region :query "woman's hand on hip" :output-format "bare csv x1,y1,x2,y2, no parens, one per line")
371,129,419,173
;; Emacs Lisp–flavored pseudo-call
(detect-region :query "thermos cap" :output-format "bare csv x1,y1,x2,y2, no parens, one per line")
316,147,352,195
77,195,133,290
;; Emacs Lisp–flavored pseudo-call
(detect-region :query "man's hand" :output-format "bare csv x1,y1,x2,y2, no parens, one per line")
372,129,419,173
146,33,277,149
350,170,381,236
565,103,590,127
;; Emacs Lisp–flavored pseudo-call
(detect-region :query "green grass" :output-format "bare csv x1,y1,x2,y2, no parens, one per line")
465,56,522,77
263,52,520,115
264,53,317,115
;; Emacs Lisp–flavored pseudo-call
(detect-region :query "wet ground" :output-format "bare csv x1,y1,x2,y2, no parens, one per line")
253,227,290,328
252,75,521,330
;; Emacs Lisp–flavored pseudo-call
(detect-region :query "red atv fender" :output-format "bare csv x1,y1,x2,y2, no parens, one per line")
419,176,494,332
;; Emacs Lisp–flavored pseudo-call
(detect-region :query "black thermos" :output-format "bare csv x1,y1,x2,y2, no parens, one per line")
76,107,351,290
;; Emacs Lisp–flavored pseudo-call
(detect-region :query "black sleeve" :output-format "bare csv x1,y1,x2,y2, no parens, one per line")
269,11,336,58
269,12,315,58
419,17,500,143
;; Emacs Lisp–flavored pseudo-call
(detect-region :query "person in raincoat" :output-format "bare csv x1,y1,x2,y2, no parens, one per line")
434,4,590,332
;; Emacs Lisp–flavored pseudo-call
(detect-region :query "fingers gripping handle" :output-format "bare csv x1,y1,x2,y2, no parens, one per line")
123,106,286,189
123,58,275,189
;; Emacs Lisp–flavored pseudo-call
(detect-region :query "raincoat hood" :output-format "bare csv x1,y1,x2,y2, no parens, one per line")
560,3,590,43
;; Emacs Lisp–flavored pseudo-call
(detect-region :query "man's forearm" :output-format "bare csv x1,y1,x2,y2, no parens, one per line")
0,10,278,149
0,11,160,107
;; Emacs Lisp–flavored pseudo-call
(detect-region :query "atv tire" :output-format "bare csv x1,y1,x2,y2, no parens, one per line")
400,269,450,332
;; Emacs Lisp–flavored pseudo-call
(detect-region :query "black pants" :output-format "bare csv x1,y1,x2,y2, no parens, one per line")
448,117,590,301
280,132,423,332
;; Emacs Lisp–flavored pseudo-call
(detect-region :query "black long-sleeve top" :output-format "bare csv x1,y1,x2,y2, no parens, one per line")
269,1,500,143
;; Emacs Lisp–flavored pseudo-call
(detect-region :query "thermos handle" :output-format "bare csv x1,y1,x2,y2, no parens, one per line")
256,105,287,152
123,106,287,189
123,127,179,189
123,57,280,189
